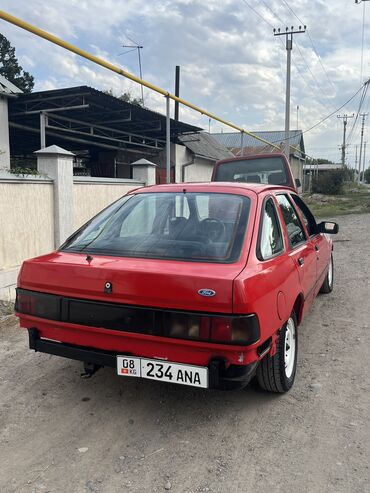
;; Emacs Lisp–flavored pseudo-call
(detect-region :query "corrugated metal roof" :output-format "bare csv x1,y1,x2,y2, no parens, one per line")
0,74,23,95
211,130,304,150
178,132,233,162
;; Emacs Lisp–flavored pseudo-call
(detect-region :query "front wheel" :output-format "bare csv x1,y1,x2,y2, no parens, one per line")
256,313,298,393
319,254,334,294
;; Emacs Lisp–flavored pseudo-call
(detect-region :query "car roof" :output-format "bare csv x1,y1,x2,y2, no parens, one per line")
131,182,296,195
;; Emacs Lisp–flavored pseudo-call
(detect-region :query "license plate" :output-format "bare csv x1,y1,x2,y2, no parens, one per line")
117,356,208,389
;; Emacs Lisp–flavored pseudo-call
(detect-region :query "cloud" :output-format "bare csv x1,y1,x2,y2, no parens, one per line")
0,0,368,164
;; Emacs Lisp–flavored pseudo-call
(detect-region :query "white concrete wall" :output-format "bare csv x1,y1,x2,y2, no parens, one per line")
0,175,144,300
73,178,143,229
290,157,303,184
0,96,10,167
184,158,214,182
0,177,54,300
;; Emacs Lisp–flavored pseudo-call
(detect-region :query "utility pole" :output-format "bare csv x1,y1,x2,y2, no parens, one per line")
274,26,306,163
337,114,354,166
174,65,180,121
362,141,367,183
355,144,358,177
355,0,370,84
296,105,299,131
357,113,368,182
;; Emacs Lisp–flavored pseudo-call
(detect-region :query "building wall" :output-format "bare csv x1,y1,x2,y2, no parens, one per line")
184,158,214,182
0,96,10,167
290,157,303,185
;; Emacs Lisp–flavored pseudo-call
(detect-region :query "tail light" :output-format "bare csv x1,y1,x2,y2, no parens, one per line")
16,289,260,346
165,312,259,345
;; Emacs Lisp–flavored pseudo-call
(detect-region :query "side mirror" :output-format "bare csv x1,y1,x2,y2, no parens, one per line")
318,221,339,234
295,178,302,188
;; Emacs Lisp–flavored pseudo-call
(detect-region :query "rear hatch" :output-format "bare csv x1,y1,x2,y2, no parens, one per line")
19,252,244,313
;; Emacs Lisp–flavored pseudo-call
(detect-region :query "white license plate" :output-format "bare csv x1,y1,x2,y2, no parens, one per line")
117,356,208,389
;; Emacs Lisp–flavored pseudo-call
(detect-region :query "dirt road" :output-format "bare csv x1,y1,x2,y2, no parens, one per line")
0,213,369,493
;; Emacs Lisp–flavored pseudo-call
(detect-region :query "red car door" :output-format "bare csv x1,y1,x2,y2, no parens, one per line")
275,194,317,307
290,194,331,292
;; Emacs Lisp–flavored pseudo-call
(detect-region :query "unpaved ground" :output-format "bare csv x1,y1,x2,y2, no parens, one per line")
0,213,369,493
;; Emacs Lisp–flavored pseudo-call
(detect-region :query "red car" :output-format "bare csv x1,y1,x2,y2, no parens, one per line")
212,153,300,191
15,183,338,392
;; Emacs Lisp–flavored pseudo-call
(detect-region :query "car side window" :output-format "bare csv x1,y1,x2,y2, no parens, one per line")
258,198,284,260
291,194,318,237
276,194,307,248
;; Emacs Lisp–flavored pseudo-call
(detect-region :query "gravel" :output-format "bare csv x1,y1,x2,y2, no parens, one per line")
0,213,369,493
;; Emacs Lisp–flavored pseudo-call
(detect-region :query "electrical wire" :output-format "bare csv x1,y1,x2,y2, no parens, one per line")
258,0,285,24
265,81,369,147
241,0,274,28
280,0,337,94
242,0,332,113
345,82,369,146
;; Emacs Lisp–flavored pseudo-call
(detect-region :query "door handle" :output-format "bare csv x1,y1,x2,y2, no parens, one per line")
315,245,320,252
298,257,304,266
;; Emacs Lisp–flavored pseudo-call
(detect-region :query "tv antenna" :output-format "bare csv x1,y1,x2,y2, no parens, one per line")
119,35,144,104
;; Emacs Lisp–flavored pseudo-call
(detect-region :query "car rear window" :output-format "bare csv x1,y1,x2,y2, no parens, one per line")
214,157,289,186
61,192,251,263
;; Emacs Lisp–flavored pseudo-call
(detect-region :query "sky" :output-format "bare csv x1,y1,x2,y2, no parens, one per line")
0,0,369,165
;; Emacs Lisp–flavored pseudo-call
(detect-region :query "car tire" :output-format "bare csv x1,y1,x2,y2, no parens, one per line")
319,254,334,294
256,313,298,393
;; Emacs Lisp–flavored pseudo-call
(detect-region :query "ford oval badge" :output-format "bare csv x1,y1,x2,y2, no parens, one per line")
198,288,216,297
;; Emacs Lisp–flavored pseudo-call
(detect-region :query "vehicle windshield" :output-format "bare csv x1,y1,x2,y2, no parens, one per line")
214,157,289,186
61,192,251,263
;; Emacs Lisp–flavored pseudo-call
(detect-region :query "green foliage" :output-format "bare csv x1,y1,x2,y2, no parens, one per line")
312,169,347,195
8,167,40,177
104,89,143,106
306,157,334,165
364,168,370,184
0,34,34,93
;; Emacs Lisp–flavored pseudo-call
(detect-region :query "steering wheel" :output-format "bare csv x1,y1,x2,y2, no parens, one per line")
200,218,226,242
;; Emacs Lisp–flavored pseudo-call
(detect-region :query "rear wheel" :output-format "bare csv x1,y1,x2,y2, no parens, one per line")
256,313,298,393
320,254,334,294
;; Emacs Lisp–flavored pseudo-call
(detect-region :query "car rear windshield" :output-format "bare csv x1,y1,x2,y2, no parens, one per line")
61,192,250,263
214,157,289,185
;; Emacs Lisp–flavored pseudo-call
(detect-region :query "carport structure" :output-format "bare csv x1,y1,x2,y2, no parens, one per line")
8,86,200,178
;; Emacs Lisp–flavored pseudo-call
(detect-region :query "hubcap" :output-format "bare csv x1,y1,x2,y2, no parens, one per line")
284,317,296,379
327,257,333,287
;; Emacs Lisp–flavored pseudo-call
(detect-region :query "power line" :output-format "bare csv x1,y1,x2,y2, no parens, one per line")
241,0,274,28
266,81,368,146
346,82,369,145
258,0,285,24
280,0,337,94
253,0,335,110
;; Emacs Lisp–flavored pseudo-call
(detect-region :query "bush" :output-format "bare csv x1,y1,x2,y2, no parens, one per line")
312,170,346,195
365,168,370,184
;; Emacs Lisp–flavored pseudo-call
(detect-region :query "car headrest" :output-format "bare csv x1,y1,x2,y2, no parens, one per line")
246,174,261,183
268,172,285,185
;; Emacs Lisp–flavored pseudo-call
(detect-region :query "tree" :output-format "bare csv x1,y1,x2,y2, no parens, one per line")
0,34,34,93
305,157,334,165
364,168,370,184
104,89,143,106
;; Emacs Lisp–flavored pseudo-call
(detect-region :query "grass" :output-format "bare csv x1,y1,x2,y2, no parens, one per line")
304,184,370,219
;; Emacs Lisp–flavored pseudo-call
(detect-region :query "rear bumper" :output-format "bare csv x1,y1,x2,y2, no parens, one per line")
28,328,257,390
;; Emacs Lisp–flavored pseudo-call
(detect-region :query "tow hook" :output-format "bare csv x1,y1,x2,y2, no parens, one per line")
81,362,101,378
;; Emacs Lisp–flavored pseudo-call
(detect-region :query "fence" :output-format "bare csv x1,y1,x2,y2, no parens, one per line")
0,146,146,300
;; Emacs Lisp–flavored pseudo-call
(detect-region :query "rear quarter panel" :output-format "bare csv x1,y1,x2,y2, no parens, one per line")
233,191,302,342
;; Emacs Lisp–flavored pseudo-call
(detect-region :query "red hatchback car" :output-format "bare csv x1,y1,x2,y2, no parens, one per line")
15,183,338,392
